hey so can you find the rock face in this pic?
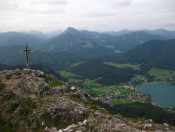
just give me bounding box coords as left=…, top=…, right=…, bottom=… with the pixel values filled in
left=0, top=69, right=174, bottom=132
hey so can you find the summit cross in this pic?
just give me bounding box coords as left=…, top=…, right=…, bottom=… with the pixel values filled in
left=22, top=43, right=32, bottom=68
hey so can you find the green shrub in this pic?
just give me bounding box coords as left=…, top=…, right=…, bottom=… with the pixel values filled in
left=41, top=111, right=53, bottom=127
left=0, top=117, right=13, bottom=132
left=70, top=93, right=98, bottom=110
left=19, top=98, right=36, bottom=116
left=70, top=94, right=81, bottom=103
left=49, top=80, right=65, bottom=87
left=0, top=81, right=4, bottom=92
left=39, top=74, right=55, bottom=83
left=8, top=101, right=19, bottom=113
left=4, top=92, right=15, bottom=101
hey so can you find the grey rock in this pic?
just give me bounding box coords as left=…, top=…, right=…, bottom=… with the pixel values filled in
left=144, top=119, right=153, bottom=123
left=87, top=116, right=96, bottom=127
left=48, top=104, right=68, bottom=121
left=52, top=85, right=69, bottom=93
left=143, top=123, right=153, bottom=130
left=164, top=123, right=169, bottom=127
left=38, top=83, right=50, bottom=94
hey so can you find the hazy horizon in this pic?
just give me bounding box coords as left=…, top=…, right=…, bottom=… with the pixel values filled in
left=1, top=27, right=175, bottom=34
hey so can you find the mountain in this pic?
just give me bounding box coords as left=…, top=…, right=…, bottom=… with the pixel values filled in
left=46, top=29, right=63, bottom=37
left=0, top=32, right=46, bottom=48
left=63, top=28, right=167, bottom=52
left=0, top=45, right=82, bottom=70
left=100, top=39, right=175, bottom=71
left=144, top=29, right=175, bottom=39
left=0, top=28, right=170, bottom=57
left=67, top=59, right=136, bottom=85
left=108, top=28, right=175, bottom=39
left=123, top=39, right=175, bottom=70
left=29, top=30, right=49, bottom=40
left=107, top=29, right=133, bottom=36
left=111, top=31, right=167, bottom=51
left=42, top=27, right=168, bottom=56
left=42, top=27, right=113, bottom=57
left=66, top=39, right=175, bottom=86
left=0, top=69, right=174, bottom=131
left=0, top=28, right=173, bottom=72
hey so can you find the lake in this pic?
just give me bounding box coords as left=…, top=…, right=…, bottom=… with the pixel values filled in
left=137, top=81, right=175, bottom=108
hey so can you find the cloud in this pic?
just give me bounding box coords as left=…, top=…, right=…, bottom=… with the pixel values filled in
left=13, top=0, right=67, bottom=15
left=0, top=0, right=175, bottom=32
left=88, top=13, right=117, bottom=17
left=163, top=21, right=175, bottom=27
left=0, top=0, right=18, bottom=11
left=112, top=0, right=132, bottom=6
left=32, top=0, right=67, bottom=6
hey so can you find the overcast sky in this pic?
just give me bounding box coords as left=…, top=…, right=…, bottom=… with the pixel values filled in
left=0, top=0, right=175, bottom=32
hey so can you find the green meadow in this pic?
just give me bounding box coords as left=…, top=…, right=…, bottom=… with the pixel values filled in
left=104, top=62, right=140, bottom=70
left=83, top=84, right=133, bottom=95
left=148, top=68, right=174, bottom=80
left=59, top=70, right=79, bottom=78
left=112, top=99, right=136, bottom=105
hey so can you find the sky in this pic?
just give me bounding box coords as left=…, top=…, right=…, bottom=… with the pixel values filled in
left=0, top=0, right=175, bottom=32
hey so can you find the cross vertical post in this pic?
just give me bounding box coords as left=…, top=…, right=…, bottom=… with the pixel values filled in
left=23, top=43, right=32, bottom=68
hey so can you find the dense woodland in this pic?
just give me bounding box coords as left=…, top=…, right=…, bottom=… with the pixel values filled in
left=96, top=101, right=175, bottom=126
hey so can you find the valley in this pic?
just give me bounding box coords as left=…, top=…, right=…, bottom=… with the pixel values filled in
left=0, top=28, right=175, bottom=130
left=1, top=28, right=175, bottom=108
left=58, top=59, right=175, bottom=108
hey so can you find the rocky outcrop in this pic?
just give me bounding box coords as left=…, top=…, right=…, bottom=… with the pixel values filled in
left=0, top=69, right=174, bottom=132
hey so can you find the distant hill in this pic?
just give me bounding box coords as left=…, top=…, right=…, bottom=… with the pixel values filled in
left=68, top=59, right=136, bottom=85
left=66, top=39, right=175, bottom=85
left=123, top=39, right=175, bottom=70
left=29, top=30, right=50, bottom=40
left=144, top=29, right=175, bottom=39
left=100, top=39, right=175, bottom=71
left=0, top=28, right=171, bottom=56
left=0, top=32, right=46, bottom=48
left=112, top=31, right=166, bottom=51
left=107, top=29, right=133, bottom=36
left=107, top=28, right=175, bottom=39
left=0, top=45, right=82, bottom=70
left=0, top=28, right=174, bottom=72
left=42, top=27, right=167, bottom=55
left=42, top=27, right=113, bottom=57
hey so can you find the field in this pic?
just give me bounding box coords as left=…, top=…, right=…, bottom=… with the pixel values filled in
left=112, top=99, right=136, bottom=105
left=71, top=61, right=86, bottom=67
left=59, top=70, right=79, bottom=78
left=82, top=80, right=101, bottom=88
left=104, top=62, right=140, bottom=70
left=148, top=68, right=174, bottom=80
left=59, top=70, right=134, bottom=96
left=83, top=85, right=133, bottom=95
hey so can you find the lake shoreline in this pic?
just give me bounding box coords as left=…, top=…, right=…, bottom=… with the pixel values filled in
left=136, top=81, right=175, bottom=108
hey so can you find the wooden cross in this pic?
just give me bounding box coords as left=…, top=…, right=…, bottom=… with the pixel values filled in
left=22, top=43, right=33, bottom=68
